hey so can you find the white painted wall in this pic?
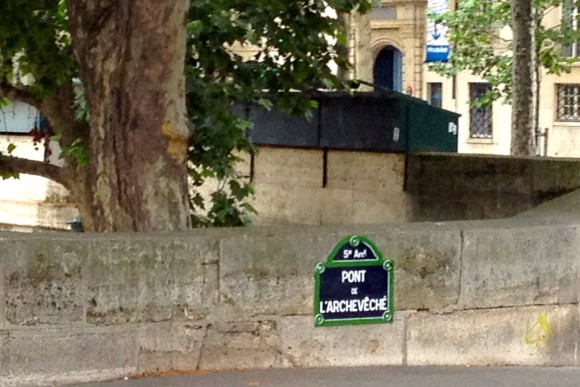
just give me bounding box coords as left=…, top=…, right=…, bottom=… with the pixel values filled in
left=0, top=134, right=75, bottom=230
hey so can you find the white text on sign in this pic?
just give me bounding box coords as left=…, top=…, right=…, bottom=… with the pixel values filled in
left=342, top=269, right=367, bottom=283
left=319, top=296, right=388, bottom=313
left=342, top=249, right=368, bottom=259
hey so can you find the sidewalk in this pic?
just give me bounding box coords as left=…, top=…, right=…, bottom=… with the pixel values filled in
left=67, top=366, right=580, bottom=387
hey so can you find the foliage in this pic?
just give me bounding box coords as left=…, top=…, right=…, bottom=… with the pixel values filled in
left=0, top=0, right=373, bottom=228
left=0, top=146, right=18, bottom=180
left=0, top=0, right=75, bottom=97
left=58, top=138, right=89, bottom=166
left=428, top=0, right=580, bottom=107
left=185, top=0, right=372, bottom=227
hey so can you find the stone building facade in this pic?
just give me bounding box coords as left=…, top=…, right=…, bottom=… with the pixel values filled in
left=352, top=0, right=580, bottom=158
left=348, top=0, right=427, bottom=98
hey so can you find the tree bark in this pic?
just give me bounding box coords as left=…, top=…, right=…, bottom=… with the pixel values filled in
left=67, top=1, right=192, bottom=232
left=510, top=0, right=534, bottom=156
left=0, top=82, right=42, bottom=108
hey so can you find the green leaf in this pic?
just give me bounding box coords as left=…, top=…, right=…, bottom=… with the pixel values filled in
left=60, top=139, right=89, bottom=166
left=0, top=170, right=19, bottom=180
left=256, top=99, right=273, bottom=110
left=428, top=0, right=569, bottom=105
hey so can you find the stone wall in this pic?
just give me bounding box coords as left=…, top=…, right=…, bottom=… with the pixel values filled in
left=0, top=218, right=578, bottom=385
left=3, top=144, right=580, bottom=234
left=3, top=146, right=580, bottom=231
left=406, top=153, right=580, bottom=222
left=250, top=148, right=408, bottom=225
left=249, top=150, right=580, bottom=225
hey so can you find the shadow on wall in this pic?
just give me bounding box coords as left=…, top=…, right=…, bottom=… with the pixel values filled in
left=405, top=153, right=580, bottom=222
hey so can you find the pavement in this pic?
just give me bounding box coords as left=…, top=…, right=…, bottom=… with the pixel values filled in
left=69, top=366, right=580, bottom=387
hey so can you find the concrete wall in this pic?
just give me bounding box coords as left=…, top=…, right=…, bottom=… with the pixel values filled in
left=0, top=217, right=579, bottom=385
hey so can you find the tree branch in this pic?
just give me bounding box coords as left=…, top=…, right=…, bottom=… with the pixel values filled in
left=0, top=81, right=42, bottom=109
left=0, top=154, right=69, bottom=188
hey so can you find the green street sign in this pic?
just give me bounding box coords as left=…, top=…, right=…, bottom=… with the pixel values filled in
left=314, top=235, right=394, bottom=327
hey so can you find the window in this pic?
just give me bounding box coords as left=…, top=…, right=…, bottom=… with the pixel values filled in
left=557, top=84, right=580, bottom=121
left=469, top=83, right=492, bottom=139
left=562, top=0, right=580, bottom=57
left=428, top=82, right=442, bottom=108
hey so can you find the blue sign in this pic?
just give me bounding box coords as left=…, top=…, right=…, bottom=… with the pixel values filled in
left=314, top=235, right=394, bottom=327
left=426, top=0, right=450, bottom=62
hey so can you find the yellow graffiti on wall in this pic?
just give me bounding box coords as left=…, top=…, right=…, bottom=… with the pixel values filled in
left=524, top=312, right=552, bottom=348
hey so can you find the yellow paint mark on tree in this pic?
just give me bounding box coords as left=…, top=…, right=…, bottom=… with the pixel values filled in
left=524, top=312, right=552, bottom=348
left=162, top=121, right=187, bottom=162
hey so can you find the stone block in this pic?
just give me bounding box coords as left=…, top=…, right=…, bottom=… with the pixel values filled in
left=492, top=158, right=534, bottom=195
left=460, top=223, right=580, bottom=309
left=219, top=232, right=346, bottom=316
left=407, top=305, right=579, bottom=366
left=405, top=154, right=465, bottom=195
left=406, top=154, right=534, bottom=196
left=319, top=189, right=354, bottom=225
left=531, top=158, right=580, bottom=194
left=137, top=322, right=206, bottom=372
left=1, top=239, right=85, bottom=326
left=253, top=148, right=323, bottom=188
left=220, top=225, right=461, bottom=315
left=85, top=237, right=218, bottom=325
left=364, top=226, right=462, bottom=310
left=252, top=183, right=322, bottom=225
left=0, top=254, right=4, bottom=330
left=199, top=320, right=290, bottom=370
left=278, top=315, right=405, bottom=367
left=0, top=327, right=136, bottom=384
left=409, top=191, right=534, bottom=222
left=351, top=189, right=409, bottom=224
left=326, top=151, right=405, bottom=193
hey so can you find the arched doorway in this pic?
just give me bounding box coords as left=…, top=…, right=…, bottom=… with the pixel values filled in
left=373, top=45, right=402, bottom=92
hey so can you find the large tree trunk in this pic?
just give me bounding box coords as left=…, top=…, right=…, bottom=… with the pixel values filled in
left=510, top=0, right=534, bottom=156
left=67, top=1, right=191, bottom=232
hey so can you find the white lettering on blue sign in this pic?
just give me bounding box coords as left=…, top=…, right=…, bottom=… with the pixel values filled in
left=341, top=269, right=366, bottom=283
left=354, top=249, right=367, bottom=258
left=343, top=249, right=353, bottom=259
left=319, top=296, right=388, bottom=314
left=426, top=0, right=450, bottom=62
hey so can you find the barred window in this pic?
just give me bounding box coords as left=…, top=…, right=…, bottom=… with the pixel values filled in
left=469, top=83, right=492, bottom=139
left=557, top=84, right=580, bottom=121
